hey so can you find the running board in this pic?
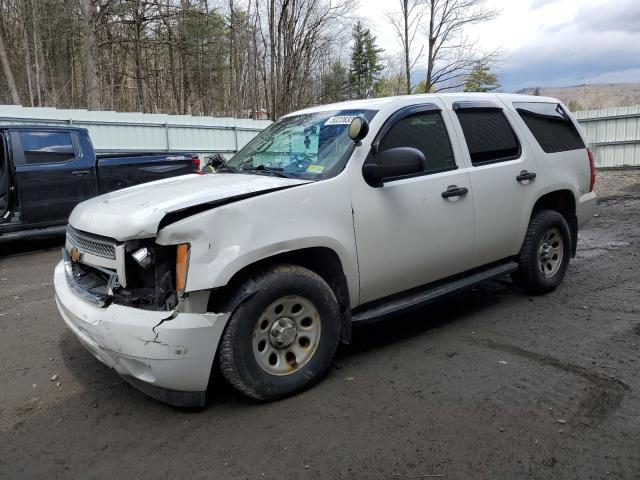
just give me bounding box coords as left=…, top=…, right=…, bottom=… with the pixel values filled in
left=0, top=225, right=67, bottom=241
left=352, top=261, right=519, bottom=324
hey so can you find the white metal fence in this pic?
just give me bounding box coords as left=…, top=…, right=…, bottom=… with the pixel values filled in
left=575, top=106, right=640, bottom=168
left=2, top=104, right=638, bottom=168
left=0, top=105, right=271, bottom=157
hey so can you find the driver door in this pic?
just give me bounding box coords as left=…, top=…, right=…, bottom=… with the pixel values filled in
left=350, top=105, right=476, bottom=305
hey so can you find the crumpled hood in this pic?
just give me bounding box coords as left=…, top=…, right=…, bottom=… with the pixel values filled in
left=69, top=173, right=309, bottom=240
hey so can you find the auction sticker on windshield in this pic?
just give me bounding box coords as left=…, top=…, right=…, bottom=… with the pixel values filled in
left=324, top=115, right=357, bottom=126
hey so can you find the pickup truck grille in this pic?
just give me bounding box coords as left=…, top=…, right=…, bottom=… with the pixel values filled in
left=63, top=249, right=116, bottom=307
left=67, top=226, right=116, bottom=260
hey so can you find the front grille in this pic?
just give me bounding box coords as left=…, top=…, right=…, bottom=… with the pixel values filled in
left=67, top=226, right=116, bottom=259
left=63, top=249, right=116, bottom=307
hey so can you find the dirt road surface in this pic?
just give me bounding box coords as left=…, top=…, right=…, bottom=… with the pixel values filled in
left=1, top=169, right=639, bottom=479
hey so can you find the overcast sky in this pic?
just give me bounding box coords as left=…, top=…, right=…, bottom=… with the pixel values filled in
left=356, top=0, right=640, bottom=91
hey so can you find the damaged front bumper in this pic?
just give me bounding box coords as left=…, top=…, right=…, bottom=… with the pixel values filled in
left=54, top=261, right=228, bottom=407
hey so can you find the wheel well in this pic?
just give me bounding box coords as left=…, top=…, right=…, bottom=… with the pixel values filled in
left=207, top=247, right=352, bottom=342
left=532, top=190, right=578, bottom=255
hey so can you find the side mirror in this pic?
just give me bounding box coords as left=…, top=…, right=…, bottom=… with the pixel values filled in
left=348, top=116, right=369, bottom=143
left=362, top=147, right=425, bottom=187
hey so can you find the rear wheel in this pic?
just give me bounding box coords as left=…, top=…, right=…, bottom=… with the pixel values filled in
left=513, top=209, right=572, bottom=294
left=219, top=265, right=340, bottom=401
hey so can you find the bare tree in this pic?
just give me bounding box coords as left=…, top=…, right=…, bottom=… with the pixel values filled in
left=79, top=0, right=100, bottom=109
left=387, top=0, right=425, bottom=94
left=424, top=0, right=498, bottom=92
left=0, top=0, right=357, bottom=117
left=256, top=0, right=352, bottom=119
left=0, top=25, right=20, bottom=104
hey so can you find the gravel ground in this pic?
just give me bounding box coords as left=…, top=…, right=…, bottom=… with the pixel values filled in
left=1, top=169, right=639, bottom=479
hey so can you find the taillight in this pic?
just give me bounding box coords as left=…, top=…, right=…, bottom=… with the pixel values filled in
left=587, top=148, right=596, bottom=192
left=192, top=155, right=201, bottom=174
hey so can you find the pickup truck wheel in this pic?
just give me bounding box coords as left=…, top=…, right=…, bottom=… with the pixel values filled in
left=513, top=209, right=571, bottom=294
left=219, top=265, right=341, bottom=401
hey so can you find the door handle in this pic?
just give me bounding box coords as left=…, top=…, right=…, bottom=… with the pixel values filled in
left=516, top=170, right=537, bottom=183
left=71, top=170, right=90, bottom=177
left=441, top=185, right=469, bottom=199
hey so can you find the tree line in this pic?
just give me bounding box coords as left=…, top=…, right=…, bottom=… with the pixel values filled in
left=0, top=0, right=500, bottom=120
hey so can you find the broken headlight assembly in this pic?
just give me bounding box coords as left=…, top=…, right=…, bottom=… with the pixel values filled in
left=131, top=247, right=154, bottom=268
left=113, top=241, right=190, bottom=311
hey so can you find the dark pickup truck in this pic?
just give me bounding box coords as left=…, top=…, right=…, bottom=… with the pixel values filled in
left=0, top=126, right=200, bottom=240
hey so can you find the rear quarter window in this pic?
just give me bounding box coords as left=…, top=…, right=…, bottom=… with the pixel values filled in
left=514, top=102, right=585, bottom=154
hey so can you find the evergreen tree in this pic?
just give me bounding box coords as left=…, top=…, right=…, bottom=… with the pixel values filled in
left=463, top=63, right=500, bottom=92
left=321, top=61, right=350, bottom=103
left=349, top=22, right=383, bottom=98
left=413, top=80, right=435, bottom=94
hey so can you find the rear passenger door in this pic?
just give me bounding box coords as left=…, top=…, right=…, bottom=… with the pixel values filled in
left=351, top=104, right=476, bottom=304
left=12, top=130, right=97, bottom=225
left=445, top=100, right=540, bottom=267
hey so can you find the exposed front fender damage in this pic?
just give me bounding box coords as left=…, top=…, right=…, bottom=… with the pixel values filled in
left=156, top=175, right=360, bottom=308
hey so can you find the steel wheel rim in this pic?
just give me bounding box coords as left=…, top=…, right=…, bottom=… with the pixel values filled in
left=252, top=295, right=322, bottom=376
left=538, top=227, right=563, bottom=278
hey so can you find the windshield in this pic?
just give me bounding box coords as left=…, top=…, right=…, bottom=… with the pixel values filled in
left=223, top=109, right=377, bottom=180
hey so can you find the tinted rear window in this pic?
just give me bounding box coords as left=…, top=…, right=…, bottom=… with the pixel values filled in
left=19, top=131, right=76, bottom=164
left=455, top=109, right=520, bottom=165
left=514, top=102, right=585, bottom=154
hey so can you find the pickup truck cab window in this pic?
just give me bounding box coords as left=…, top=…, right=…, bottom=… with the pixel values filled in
left=18, top=131, right=77, bottom=165
left=223, top=109, right=377, bottom=180
left=455, top=108, right=521, bottom=165
left=378, top=109, right=457, bottom=177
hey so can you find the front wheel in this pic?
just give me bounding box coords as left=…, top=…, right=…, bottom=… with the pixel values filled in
left=513, top=209, right=572, bottom=294
left=218, top=265, right=341, bottom=401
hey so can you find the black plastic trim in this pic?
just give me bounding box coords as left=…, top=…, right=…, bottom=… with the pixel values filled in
left=452, top=100, right=502, bottom=110
left=352, top=260, right=519, bottom=323
left=469, top=153, right=522, bottom=167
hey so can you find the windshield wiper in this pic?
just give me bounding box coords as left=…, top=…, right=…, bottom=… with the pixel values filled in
left=216, top=165, right=238, bottom=173
left=241, top=164, right=292, bottom=178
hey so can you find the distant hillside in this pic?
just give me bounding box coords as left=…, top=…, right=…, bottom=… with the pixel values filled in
left=516, top=83, right=640, bottom=111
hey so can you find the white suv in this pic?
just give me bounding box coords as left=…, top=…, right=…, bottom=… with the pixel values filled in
left=54, top=93, right=597, bottom=406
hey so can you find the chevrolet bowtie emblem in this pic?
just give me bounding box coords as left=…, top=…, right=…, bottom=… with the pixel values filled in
left=69, top=246, right=83, bottom=262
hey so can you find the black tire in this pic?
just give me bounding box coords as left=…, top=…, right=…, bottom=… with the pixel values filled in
left=512, top=209, right=572, bottom=294
left=219, top=264, right=341, bottom=401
